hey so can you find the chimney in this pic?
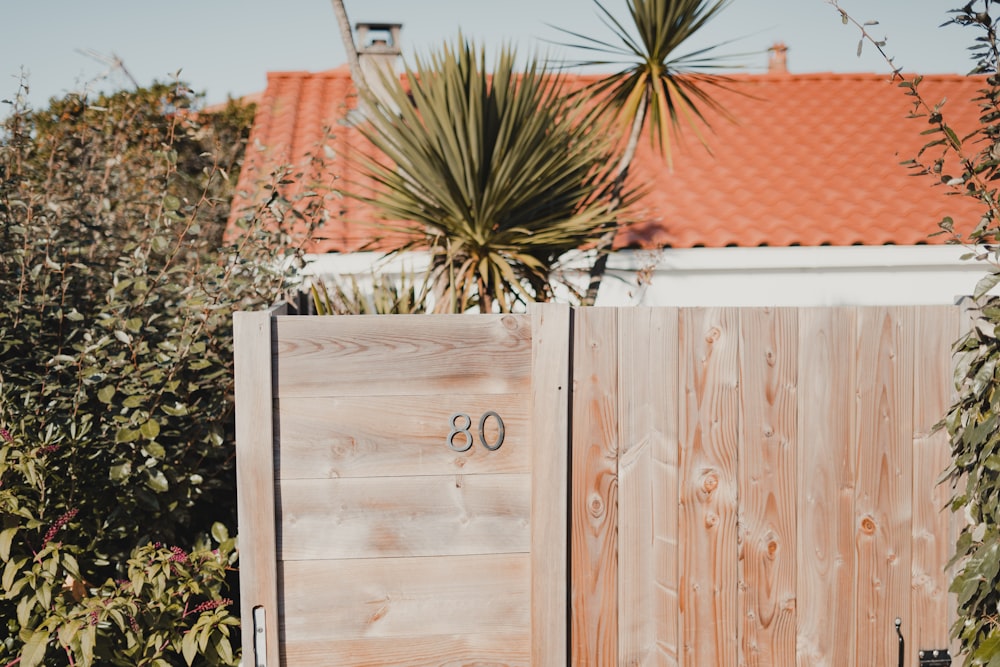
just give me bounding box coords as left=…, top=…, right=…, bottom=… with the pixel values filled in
left=768, top=42, right=789, bottom=74
left=355, top=22, right=402, bottom=112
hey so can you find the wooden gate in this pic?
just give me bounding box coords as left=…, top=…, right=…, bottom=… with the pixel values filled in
left=235, top=305, right=570, bottom=665
left=235, top=304, right=961, bottom=666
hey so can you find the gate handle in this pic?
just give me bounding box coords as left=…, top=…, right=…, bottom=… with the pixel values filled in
left=896, top=618, right=904, bottom=667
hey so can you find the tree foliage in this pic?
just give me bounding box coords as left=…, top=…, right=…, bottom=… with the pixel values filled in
left=353, top=37, right=628, bottom=313
left=556, top=0, right=738, bottom=304
left=0, top=79, right=299, bottom=665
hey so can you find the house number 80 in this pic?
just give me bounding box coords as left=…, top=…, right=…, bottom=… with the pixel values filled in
left=447, top=411, right=505, bottom=452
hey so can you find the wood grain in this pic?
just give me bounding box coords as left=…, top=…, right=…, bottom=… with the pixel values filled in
left=234, top=307, right=283, bottom=667
left=275, top=314, right=532, bottom=397
left=279, top=554, right=530, bottom=642
left=617, top=307, right=680, bottom=667
left=278, top=474, right=530, bottom=560
left=283, top=633, right=530, bottom=667
left=853, top=307, right=914, bottom=667
left=678, top=308, right=740, bottom=667
left=571, top=307, right=620, bottom=666
left=275, top=394, right=530, bottom=479
left=910, top=305, right=959, bottom=652
left=738, top=307, right=798, bottom=667
left=530, top=303, right=571, bottom=666
left=795, top=308, right=856, bottom=667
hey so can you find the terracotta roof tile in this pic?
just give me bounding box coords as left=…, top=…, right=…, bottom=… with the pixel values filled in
left=229, top=68, right=987, bottom=253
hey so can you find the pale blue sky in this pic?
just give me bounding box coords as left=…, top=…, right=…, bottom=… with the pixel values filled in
left=0, top=0, right=978, bottom=110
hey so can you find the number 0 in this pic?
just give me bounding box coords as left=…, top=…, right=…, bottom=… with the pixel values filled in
left=478, top=411, right=505, bottom=451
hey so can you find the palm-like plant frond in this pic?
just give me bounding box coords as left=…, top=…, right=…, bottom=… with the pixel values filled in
left=557, top=0, right=739, bottom=164
left=351, top=37, right=628, bottom=313
left=551, top=0, right=739, bottom=305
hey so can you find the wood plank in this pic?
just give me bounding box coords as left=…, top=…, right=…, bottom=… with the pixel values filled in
left=274, top=314, right=532, bottom=397
left=283, top=633, right=530, bottom=667
left=677, top=308, right=740, bottom=667
left=617, top=307, right=680, bottom=666
left=795, top=307, right=856, bottom=667
left=276, top=394, right=530, bottom=479
left=278, top=475, right=530, bottom=560
left=530, top=303, right=571, bottom=666
left=279, top=554, right=530, bottom=642
left=570, top=307, right=619, bottom=666
left=234, top=307, right=283, bottom=667
left=853, top=307, right=914, bottom=667
left=738, top=307, right=797, bottom=667
left=910, top=305, right=959, bottom=652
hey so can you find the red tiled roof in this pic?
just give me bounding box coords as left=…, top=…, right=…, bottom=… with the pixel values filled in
left=229, top=67, right=986, bottom=252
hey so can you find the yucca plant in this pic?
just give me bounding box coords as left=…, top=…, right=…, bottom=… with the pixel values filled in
left=352, top=37, right=628, bottom=313
left=309, top=269, right=430, bottom=315
left=557, top=0, right=738, bottom=303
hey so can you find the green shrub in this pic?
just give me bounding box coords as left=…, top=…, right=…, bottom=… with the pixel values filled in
left=0, top=78, right=308, bottom=665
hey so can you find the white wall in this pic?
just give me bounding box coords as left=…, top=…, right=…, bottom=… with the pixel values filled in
left=596, top=246, right=988, bottom=307
left=301, top=245, right=992, bottom=309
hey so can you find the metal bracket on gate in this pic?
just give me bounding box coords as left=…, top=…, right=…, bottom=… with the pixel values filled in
left=898, top=616, right=953, bottom=667
left=252, top=606, right=268, bottom=667
left=918, top=649, right=952, bottom=666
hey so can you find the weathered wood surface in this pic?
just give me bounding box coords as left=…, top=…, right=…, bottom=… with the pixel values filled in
left=530, top=304, right=571, bottom=666
left=237, top=304, right=962, bottom=667
left=278, top=474, right=530, bottom=559
left=617, top=307, right=680, bottom=667
left=234, top=307, right=282, bottom=667
left=738, top=308, right=797, bottom=667
left=280, top=553, right=530, bottom=642
left=276, top=393, right=530, bottom=478
left=283, top=634, right=530, bottom=667
left=795, top=308, right=856, bottom=667
left=274, top=314, right=532, bottom=397
left=853, top=308, right=914, bottom=667
left=267, top=312, right=539, bottom=666
left=678, top=308, right=740, bottom=666
left=571, top=307, right=620, bottom=666
left=911, top=306, right=958, bottom=653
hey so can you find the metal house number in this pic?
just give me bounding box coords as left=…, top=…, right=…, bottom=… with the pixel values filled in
left=447, top=411, right=505, bottom=452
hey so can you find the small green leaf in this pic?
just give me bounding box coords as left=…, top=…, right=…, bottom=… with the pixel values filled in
left=109, top=462, right=132, bottom=481
left=98, top=385, right=116, bottom=404
left=182, top=629, right=199, bottom=666
left=146, top=469, right=169, bottom=493
left=21, top=630, right=50, bottom=667
left=145, top=441, right=166, bottom=459
left=211, top=522, right=229, bottom=543
left=0, top=527, right=17, bottom=561
left=140, top=419, right=160, bottom=440
left=975, top=272, right=1000, bottom=299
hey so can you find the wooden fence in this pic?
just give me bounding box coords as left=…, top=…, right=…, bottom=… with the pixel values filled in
left=235, top=304, right=961, bottom=666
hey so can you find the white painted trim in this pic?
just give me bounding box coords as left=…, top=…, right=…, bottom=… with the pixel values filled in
left=299, top=245, right=994, bottom=308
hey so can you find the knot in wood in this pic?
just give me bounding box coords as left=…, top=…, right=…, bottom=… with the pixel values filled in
left=767, top=539, right=779, bottom=558
left=588, top=493, right=605, bottom=518
left=705, top=511, right=719, bottom=528
left=705, top=327, right=721, bottom=343
left=701, top=472, right=719, bottom=493
left=860, top=516, right=876, bottom=534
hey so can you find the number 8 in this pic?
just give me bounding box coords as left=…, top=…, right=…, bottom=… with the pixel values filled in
left=446, top=413, right=474, bottom=452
